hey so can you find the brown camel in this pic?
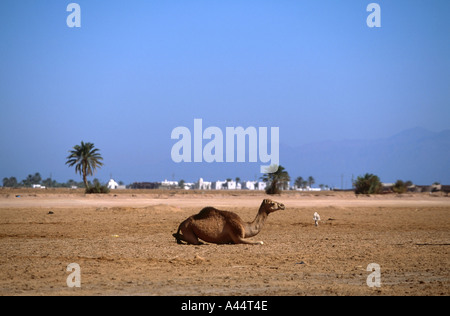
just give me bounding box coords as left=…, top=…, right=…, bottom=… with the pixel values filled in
left=172, top=199, right=285, bottom=245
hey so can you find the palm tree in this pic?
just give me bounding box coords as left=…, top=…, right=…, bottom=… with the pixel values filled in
left=308, top=176, right=315, bottom=188
left=66, top=141, right=104, bottom=189
left=295, top=176, right=304, bottom=189
left=261, top=165, right=290, bottom=195
left=235, top=177, right=241, bottom=190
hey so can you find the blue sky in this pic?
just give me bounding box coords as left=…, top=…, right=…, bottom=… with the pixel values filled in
left=0, top=0, right=449, bottom=184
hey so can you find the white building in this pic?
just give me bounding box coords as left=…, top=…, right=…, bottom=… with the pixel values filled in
left=161, top=179, right=179, bottom=188
left=197, top=178, right=212, bottom=190
left=294, top=186, right=321, bottom=191
left=178, top=178, right=267, bottom=191
left=212, top=180, right=226, bottom=190
left=243, top=181, right=256, bottom=190
left=182, top=182, right=195, bottom=190
left=107, top=179, right=119, bottom=190
left=226, top=180, right=241, bottom=190
left=242, top=181, right=266, bottom=191
left=256, top=181, right=266, bottom=191
left=211, top=180, right=242, bottom=190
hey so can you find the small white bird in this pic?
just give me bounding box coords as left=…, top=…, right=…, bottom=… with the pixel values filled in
left=313, top=212, right=321, bottom=226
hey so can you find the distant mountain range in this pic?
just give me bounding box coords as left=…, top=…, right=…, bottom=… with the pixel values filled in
left=159, top=127, right=450, bottom=188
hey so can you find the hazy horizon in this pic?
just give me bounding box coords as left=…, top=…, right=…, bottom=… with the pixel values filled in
left=2, top=126, right=449, bottom=188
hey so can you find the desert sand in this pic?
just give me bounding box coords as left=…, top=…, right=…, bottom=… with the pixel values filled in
left=0, top=189, right=448, bottom=296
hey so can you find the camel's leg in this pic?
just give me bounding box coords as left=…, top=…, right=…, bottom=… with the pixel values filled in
left=231, top=235, right=264, bottom=245
left=174, top=219, right=202, bottom=245
left=179, top=225, right=203, bottom=245
left=172, top=232, right=186, bottom=244
left=173, top=230, right=202, bottom=245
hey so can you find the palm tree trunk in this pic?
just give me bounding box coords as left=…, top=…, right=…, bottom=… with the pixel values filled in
left=83, top=164, right=89, bottom=188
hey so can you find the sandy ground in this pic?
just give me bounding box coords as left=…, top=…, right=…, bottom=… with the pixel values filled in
left=0, top=189, right=449, bottom=296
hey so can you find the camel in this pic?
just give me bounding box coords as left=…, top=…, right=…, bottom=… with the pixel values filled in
left=172, top=199, right=285, bottom=245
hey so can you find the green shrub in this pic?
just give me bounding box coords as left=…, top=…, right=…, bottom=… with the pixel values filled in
left=354, top=173, right=382, bottom=195
left=393, top=180, right=412, bottom=194
left=85, top=183, right=110, bottom=194
left=261, top=165, right=290, bottom=195
left=393, top=180, right=406, bottom=193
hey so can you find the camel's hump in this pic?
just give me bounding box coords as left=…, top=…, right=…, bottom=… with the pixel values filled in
left=194, top=207, right=242, bottom=221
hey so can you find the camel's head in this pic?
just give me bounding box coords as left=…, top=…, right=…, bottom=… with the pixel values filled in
left=261, top=199, right=285, bottom=213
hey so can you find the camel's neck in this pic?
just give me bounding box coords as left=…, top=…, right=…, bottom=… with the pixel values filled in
left=244, top=208, right=268, bottom=238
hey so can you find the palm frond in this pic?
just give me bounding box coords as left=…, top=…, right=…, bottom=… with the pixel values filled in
left=66, top=141, right=104, bottom=186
